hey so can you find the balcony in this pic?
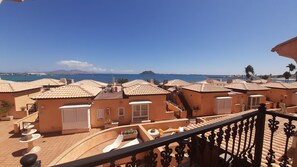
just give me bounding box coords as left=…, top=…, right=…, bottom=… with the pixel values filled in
left=21, top=104, right=297, bottom=167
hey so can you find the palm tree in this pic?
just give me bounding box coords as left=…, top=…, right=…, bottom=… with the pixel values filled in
left=245, top=65, right=254, bottom=81
left=286, top=63, right=296, bottom=81
left=287, top=63, right=296, bottom=72
left=283, top=71, right=291, bottom=82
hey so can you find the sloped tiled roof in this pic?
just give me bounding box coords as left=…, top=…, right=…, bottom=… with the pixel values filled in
left=227, top=79, right=247, bottom=84
left=122, top=80, right=149, bottom=87
left=0, top=82, right=41, bottom=93
left=198, top=79, right=227, bottom=87
left=0, top=79, right=15, bottom=83
left=73, top=80, right=108, bottom=88
left=262, top=82, right=297, bottom=89
left=224, top=83, right=270, bottom=91
left=32, top=85, right=102, bottom=99
left=124, top=84, right=169, bottom=96
left=164, top=79, right=190, bottom=87
left=182, top=83, right=230, bottom=93
left=30, top=78, right=65, bottom=87
left=251, top=79, right=268, bottom=84
left=95, top=91, right=123, bottom=100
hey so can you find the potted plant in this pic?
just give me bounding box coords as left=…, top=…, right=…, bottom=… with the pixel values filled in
left=121, top=128, right=138, bottom=140
left=0, top=100, right=13, bottom=121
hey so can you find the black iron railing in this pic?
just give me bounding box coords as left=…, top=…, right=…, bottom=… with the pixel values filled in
left=264, top=110, right=297, bottom=167
left=20, top=104, right=297, bottom=167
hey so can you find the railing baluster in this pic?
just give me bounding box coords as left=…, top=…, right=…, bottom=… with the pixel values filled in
left=216, top=127, right=224, bottom=166
left=233, top=120, right=244, bottom=166
left=175, top=139, right=186, bottom=165
left=144, top=149, right=157, bottom=167
left=199, top=133, right=207, bottom=153
left=239, top=118, right=250, bottom=161
left=246, top=116, right=256, bottom=163
left=280, top=119, right=296, bottom=167
left=110, top=161, right=116, bottom=167
left=160, top=144, right=172, bottom=167
left=266, top=115, right=279, bottom=166
left=208, top=130, right=216, bottom=166
left=126, top=154, right=141, bottom=167
left=223, top=124, right=231, bottom=167
left=228, top=122, right=238, bottom=165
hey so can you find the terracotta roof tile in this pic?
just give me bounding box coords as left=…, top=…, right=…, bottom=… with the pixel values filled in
left=124, top=84, right=169, bottom=95
left=262, top=82, right=297, bottom=89
left=164, top=79, right=190, bottom=87
left=32, top=85, right=102, bottom=99
left=30, top=78, right=65, bottom=87
left=227, top=79, right=247, bottom=84
left=0, top=82, right=41, bottom=93
left=197, top=79, right=227, bottom=85
left=95, top=91, right=123, bottom=100
left=122, top=80, right=150, bottom=87
left=251, top=79, right=268, bottom=84
left=182, top=83, right=230, bottom=93
left=73, top=80, right=108, bottom=88
left=225, top=83, right=270, bottom=91
left=0, top=79, right=15, bottom=83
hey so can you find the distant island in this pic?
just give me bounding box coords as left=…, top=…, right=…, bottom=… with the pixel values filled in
left=140, top=71, right=155, bottom=74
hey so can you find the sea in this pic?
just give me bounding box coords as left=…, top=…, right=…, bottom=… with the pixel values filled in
left=0, top=74, right=234, bottom=83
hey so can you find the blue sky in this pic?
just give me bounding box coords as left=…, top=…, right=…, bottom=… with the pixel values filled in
left=0, top=0, right=297, bottom=75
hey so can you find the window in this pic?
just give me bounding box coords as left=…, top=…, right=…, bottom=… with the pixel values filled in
left=248, top=95, right=262, bottom=109
left=118, top=107, right=125, bottom=117
left=215, top=97, right=232, bottom=114
left=132, top=104, right=149, bottom=122
left=97, top=109, right=104, bottom=119
left=106, top=108, right=110, bottom=115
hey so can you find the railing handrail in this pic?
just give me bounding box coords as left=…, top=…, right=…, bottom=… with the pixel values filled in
left=54, top=110, right=259, bottom=167
left=265, top=110, right=297, bottom=120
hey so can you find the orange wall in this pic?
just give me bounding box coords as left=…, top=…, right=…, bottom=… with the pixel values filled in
left=0, top=93, right=15, bottom=117
left=181, top=89, right=230, bottom=117
left=91, top=95, right=174, bottom=128
left=0, top=88, right=40, bottom=119
left=37, top=98, right=92, bottom=133
left=228, top=93, right=247, bottom=113
left=266, top=88, right=297, bottom=107
left=91, top=98, right=130, bottom=128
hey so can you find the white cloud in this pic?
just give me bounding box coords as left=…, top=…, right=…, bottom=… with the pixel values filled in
left=57, top=60, right=106, bottom=72
left=57, top=60, right=93, bottom=68
left=57, top=60, right=136, bottom=73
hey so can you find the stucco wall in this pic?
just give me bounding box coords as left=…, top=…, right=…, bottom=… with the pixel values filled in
left=0, top=88, right=40, bottom=119
left=0, top=93, right=15, bottom=117
left=266, top=88, right=297, bottom=107
left=37, top=98, right=92, bottom=133
left=91, top=98, right=130, bottom=128
left=181, top=89, right=230, bottom=117
left=229, top=93, right=247, bottom=113
left=91, top=95, right=174, bottom=128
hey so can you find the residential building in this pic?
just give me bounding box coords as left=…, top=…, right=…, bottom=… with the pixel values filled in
left=91, top=83, right=174, bottom=128
left=0, top=82, right=41, bottom=118
left=32, top=85, right=102, bottom=133
left=181, top=83, right=232, bottom=117
left=225, top=82, right=270, bottom=110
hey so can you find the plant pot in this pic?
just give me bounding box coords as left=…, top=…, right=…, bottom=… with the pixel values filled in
left=121, top=129, right=138, bottom=140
